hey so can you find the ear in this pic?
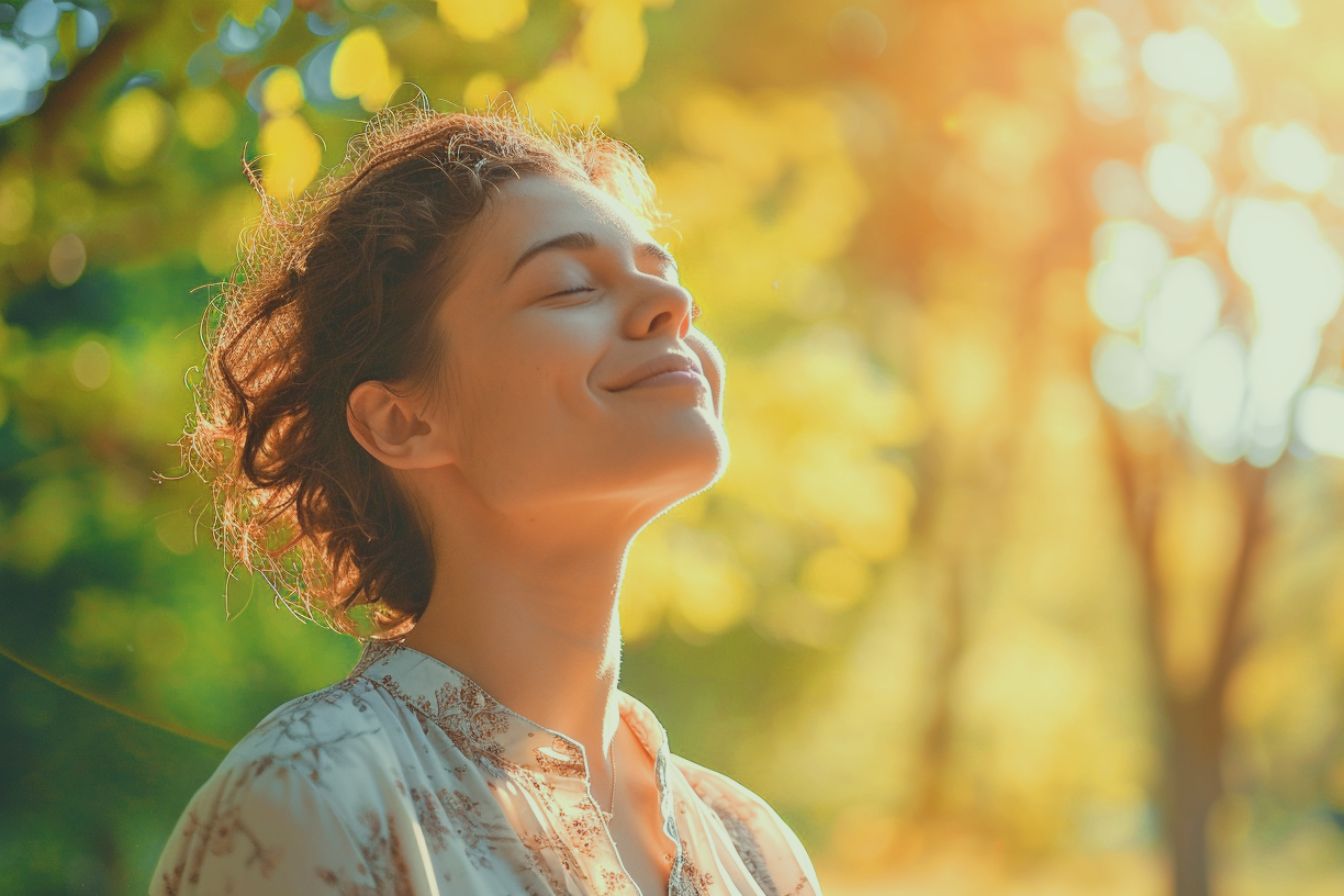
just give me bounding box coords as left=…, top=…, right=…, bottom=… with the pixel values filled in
left=346, top=379, right=453, bottom=470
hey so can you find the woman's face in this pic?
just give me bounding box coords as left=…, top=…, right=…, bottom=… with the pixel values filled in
left=426, top=173, right=728, bottom=526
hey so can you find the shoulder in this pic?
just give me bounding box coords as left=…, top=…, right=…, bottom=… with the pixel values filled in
left=150, top=679, right=412, bottom=895
left=220, top=676, right=395, bottom=779
left=673, top=753, right=804, bottom=842
left=151, top=743, right=381, bottom=895
left=671, top=754, right=824, bottom=895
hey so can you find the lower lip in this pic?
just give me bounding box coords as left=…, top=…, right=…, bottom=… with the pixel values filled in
left=622, top=370, right=707, bottom=390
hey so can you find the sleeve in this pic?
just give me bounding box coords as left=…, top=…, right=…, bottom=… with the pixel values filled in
left=149, top=758, right=379, bottom=896
left=678, top=757, right=825, bottom=895
left=749, top=792, right=824, bottom=896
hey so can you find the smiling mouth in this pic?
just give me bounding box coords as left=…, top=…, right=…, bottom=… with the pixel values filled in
left=619, top=369, right=709, bottom=391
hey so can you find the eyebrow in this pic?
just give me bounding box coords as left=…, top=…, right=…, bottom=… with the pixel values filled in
left=502, top=231, right=679, bottom=284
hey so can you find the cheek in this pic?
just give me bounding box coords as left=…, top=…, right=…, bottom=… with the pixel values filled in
left=502, top=321, right=608, bottom=399
left=687, top=331, right=725, bottom=409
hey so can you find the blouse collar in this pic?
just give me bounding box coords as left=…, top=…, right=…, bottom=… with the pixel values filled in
left=346, top=638, right=673, bottom=785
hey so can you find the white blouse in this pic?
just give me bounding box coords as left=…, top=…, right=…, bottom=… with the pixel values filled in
left=149, top=638, right=823, bottom=894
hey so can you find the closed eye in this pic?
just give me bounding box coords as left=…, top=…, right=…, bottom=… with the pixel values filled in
left=549, top=285, right=595, bottom=297
left=544, top=286, right=703, bottom=321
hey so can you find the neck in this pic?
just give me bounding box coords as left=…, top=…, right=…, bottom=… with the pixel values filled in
left=399, top=494, right=642, bottom=802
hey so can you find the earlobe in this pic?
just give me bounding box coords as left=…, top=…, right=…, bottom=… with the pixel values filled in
left=346, top=380, right=451, bottom=470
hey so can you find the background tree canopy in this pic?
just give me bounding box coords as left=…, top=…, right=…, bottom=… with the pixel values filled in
left=2, top=0, right=1343, bottom=894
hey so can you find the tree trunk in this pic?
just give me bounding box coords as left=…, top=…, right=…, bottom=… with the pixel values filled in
left=1095, top=407, right=1270, bottom=896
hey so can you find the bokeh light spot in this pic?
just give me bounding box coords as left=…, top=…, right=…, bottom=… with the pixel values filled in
left=1182, top=329, right=1247, bottom=462
left=176, top=87, right=235, bottom=148
left=1093, top=334, right=1157, bottom=411
left=71, top=339, right=111, bottom=390
left=1254, top=0, right=1302, bottom=28
left=261, top=65, right=305, bottom=116
left=330, top=26, right=400, bottom=112
left=1140, top=27, right=1239, bottom=106
left=436, top=0, right=528, bottom=42
left=576, top=0, right=647, bottom=90
left=1145, top=142, right=1215, bottom=221
left=1087, top=219, right=1171, bottom=330
left=518, top=60, right=616, bottom=125
left=800, top=544, right=873, bottom=612
left=1142, top=257, right=1222, bottom=374
left=258, top=114, right=322, bottom=198
left=1249, top=121, right=1331, bottom=193
left=1227, top=197, right=1343, bottom=329
left=1296, top=384, right=1344, bottom=457
left=48, top=232, right=87, bottom=286
left=828, top=7, right=887, bottom=61
left=462, top=71, right=507, bottom=110
left=102, top=86, right=173, bottom=180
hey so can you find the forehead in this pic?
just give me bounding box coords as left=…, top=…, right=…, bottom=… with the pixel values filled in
left=474, top=174, right=651, bottom=259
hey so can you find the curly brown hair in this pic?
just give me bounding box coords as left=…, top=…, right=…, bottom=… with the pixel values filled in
left=173, top=95, right=673, bottom=641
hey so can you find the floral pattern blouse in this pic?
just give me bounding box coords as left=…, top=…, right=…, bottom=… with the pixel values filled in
left=149, top=639, right=823, bottom=895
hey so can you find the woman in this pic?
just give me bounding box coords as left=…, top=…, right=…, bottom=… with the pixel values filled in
left=150, top=98, right=823, bottom=895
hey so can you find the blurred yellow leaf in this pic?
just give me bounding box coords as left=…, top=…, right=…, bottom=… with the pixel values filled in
left=800, top=544, right=873, bottom=611
left=576, top=0, right=647, bottom=90
left=518, top=60, right=617, bottom=125
left=262, top=66, right=305, bottom=117
left=176, top=87, right=235, bottom=149
left=259, top=114, right=322, bottom=198
left=437, top=0, right=528, bottom=42
left=463, top=71, right=508, bottom=111
left=102, top=87, right=173, bottom=181
left=678, top=87, right=784, bottom=191
left=331, top=26, right=401, bottom=112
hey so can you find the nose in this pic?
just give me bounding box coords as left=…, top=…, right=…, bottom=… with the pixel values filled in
left=630, top=274, right=697, bottom=338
